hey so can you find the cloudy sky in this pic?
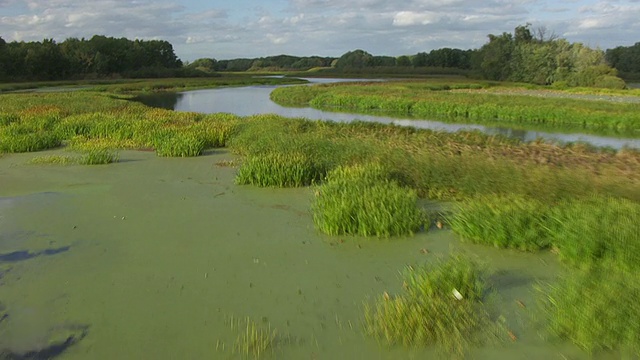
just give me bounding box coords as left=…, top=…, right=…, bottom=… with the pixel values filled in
left=1, top=0, right=639, bottom=61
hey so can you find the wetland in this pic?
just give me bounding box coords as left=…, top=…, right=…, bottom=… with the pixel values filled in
left=1, top=76, right=639, bottom=359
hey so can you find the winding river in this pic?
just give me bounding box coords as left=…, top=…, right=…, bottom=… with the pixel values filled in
left=137, top=78, right=640, bottom=150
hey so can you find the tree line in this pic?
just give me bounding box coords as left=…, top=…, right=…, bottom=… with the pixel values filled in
left=1, top=26, right=638, bottom=87
left=0, top=35, right=184, bottom=81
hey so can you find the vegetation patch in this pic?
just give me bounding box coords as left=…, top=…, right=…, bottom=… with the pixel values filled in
left=547, top=195, right=640, bottom=269
left=364, top=255, right=495, bottom=356
left=235, top=152, right=322, bottom=187
left=312, top=163, right=424, bottom=237
left=539, top=264, right=640, bottom=356
left=79, top=148, right=119, bottom=165
left=153, top=131, right=206, bottom=157
left=448, top=195, right=550, bottom=251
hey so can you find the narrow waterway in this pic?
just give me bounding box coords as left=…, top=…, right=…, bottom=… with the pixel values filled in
left=136, top=78, right=640, bottom=150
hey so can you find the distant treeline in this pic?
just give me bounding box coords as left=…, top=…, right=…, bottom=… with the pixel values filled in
left=0, top=35, right=188, bottom=81
left=606, top=42, right=640, bottom=81
left=1, top=26, right=637, bottom=87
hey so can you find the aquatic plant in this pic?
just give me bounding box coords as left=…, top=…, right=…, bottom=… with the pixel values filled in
left=0, top=127, right=62, bottom=153
left=547, top=195, right=640, bottom=269
left=364, top=255, right=493, bottom=356
left=235, top=152, right=322, bottom=187
left=153, top=131, right=206, bottom=157
left=539, top=263, right=640, bottom=356
left=312, top=163, right=424, bottom=237
left=79, top=148, right=119, bottom=165
left=448, top=194, right=551, bottom=251
left=229, top=316, right=278, bottom=360
left=28, top=155, right=75, bottom=165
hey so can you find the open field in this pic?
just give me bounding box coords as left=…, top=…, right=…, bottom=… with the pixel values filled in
left=1, top=78, right=639, bottom=358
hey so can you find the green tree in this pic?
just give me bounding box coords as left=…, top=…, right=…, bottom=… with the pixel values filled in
left=335, top=49, right=373, bottom=69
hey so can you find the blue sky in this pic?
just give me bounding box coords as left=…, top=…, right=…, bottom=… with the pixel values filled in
left=1, top=0, right=639, bottom=61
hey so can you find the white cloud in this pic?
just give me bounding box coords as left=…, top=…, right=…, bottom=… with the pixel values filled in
left=1, top=0, right=639, bottom=60
left=393, top=11, right=438, bottom=26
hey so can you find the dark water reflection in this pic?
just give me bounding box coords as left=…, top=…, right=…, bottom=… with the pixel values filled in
left=136, top=79, right=640, bottom=150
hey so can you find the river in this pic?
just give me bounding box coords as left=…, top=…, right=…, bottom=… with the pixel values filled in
left=136, top=78, right=640, bottom=150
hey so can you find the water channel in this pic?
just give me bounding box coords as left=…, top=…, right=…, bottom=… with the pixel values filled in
left=136, top=78, right=640, bottom=150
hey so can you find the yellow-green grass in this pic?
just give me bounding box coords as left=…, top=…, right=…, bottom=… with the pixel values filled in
left=539, top=263, right=640, bottom=356
left=364, top=255, right=495, bottom=356
left=271, top=81, right=640, bottom=136
left=312, top=164, right=424, bottom=237
left=235, top=152, right=323, bottom=187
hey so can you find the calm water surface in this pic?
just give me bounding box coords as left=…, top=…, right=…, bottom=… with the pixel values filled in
left=0, top=149, right=605, bottom=359
left=137, top=78, right=640, bottom=150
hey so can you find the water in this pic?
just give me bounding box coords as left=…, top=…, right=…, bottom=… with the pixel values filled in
left=0, top=149, right=604, bottom=359
left=136, top=78, right=640, bottom=150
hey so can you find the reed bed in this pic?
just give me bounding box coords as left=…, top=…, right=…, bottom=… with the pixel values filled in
left=547, top=195, right=640, bottom=270
left=312, top=164, right=424, bottom=237
left=448, top=195, right=551, bottom=251
left=538, top=263, right=640, bottom=356
left=235, top=152, right=322, bottom=187
left=271, top=82, right=640, bottom=136
left=364, top=255, right=494, bottom=356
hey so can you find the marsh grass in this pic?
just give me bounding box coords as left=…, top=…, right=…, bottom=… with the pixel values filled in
left=79, top=148, right=119, bottom=165
left=226, top=316, right=278, bottom=360
left=547, top=195, right=640, bottom=269
left=235, top=152, right=322, bottom=187
left=312, top=163, right=424, bottom=237
left=27, top=155, right=75, bottom=165
left=153, top=131, right=206, bottom=157
left=364, top=255, right=495, bottom=357
left=0, top=128, right=62, bottom=153
left=448, top=195, right=551, bottom=251
left=538, top=263, right=640, bottom=356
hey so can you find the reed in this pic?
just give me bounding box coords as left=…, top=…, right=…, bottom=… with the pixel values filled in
left=312, top=163, right=424, bottom=237
left=235, top=152, right=322, bottom=187
left=547, top=195, right=640, bottom=269
left=153, top=131, right=206, bottom=157
left=539, top=263, right=640, bottom=356
left=79, top=148, right=119, bottom=165
left=364, top=255, right=492, bottom=356
left=448, top=195, right=551, bottom=251
left=229, top=316, right=278, bottom=359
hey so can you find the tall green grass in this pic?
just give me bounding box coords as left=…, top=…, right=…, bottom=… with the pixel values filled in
left=448, top=195, right=550, bottom=251
left=539, top=263, right=640, bottom=356
left=272, top=82, right=640, bottom=136
left=235, top=152, right=322, bottom=187
left=312, top=164, right=424, bottom=237
left=364, top=255, right=494, bottom=356
left=547, top=195, right=640, bottom=269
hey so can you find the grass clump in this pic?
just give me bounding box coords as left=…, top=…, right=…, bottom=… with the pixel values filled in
left=154, top=131, right=205, bottom=157
left=539, top=264, right=640, bottom=356
left=28, top=155, right=75, bottom=165
left=547, top=195, right=640, bottom=269
left=229, top=316, right=278, bottom=360
left=235, top=152, right=322, bottom=187
left=448, top=194, right=550, bottom=251
left=364, top=255, right=493, bottom=357
left=79, top=148, right=119, bottom=165
left=312, top=163, right=424, bottom=237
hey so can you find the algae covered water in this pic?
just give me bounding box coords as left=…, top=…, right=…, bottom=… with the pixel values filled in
left=0, top=150, right=612, bottom=359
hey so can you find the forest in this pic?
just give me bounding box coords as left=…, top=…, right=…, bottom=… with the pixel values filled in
left=1, top=25, right=639, bottom=87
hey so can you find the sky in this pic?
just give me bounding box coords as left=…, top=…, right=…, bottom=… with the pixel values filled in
left=1, top=0, right=639, bottom=62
